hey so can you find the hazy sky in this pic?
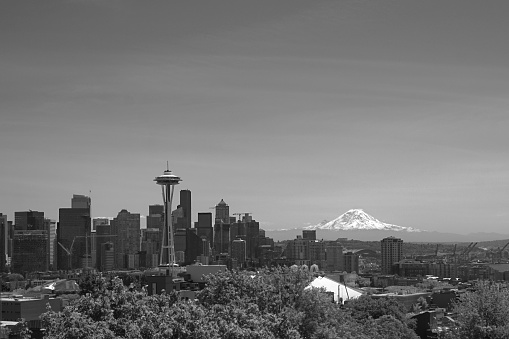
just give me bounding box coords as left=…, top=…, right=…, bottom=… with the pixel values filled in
left=1, top=1, right=509, bottom=234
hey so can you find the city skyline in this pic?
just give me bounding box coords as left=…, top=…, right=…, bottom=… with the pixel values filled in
left=1, top=1, right=509, bottom=234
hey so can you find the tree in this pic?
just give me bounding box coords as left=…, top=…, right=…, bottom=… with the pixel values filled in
left=443, top=281, right=509, bottom=339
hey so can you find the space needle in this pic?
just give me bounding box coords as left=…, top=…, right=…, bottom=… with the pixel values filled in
left=154, top=164, right=181, bottom=270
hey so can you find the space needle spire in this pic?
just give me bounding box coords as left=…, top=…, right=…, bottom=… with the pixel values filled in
left=154, top=165, right=181, bottom=269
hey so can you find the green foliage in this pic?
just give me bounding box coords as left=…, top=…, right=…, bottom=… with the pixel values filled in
left=444, top=281, right=509, bottom=339
left=42, top=269, right=419, bottom=339
left=12, top=319, right=32, bottom=339
left=345, top=295, right=409, bottom=324
left=415, top=280, right=453, bottom=291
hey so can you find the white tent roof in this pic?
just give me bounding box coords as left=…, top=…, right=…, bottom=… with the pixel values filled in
left=306, top=276, right=364, bottom=304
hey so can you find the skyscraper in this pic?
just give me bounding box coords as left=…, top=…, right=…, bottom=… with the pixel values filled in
left=215, top=199, right=229, bottom=224
left=14, top=210, right=44, bottom=231
left=110, top=209, right=140, bottom=269
left=0, top=213, right=8, bottom=272
left=71, top=194, right=91, bottom=209
left=230, top=214, right=259, bottom=264
left=12, top=230, right=49, bottom=273
left=213, top=199, right=230, bottom=255
left=147, top=205, right=164, bottom=231
left=213, top=223, right=230, bottom=254
left=381, top=236, right=403, bottom=274
left=180, top=189, right=191, bottom=229
left=95, top=223, right=111, bottom=271
left=57, top=207, right=90, bottom=270
left=231, top=238, right=246, bottom=267
left=196, top=212, right=213, bottom=245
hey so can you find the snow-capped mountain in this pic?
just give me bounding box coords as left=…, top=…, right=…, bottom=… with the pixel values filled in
left=304, top=209, right=421, bottom=232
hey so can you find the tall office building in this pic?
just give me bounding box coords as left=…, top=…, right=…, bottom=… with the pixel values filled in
left=12, top=230, right=49, bottom=273
left=231, top=239, right=247, bottom=267
left=14, top=211, right=45, bottom=231
left=213, top=199, right=230, bottom=255
left=71, top=194, right=91, bottom=209
left=230, top=214, right=259, bottom=263
left=213, top=223, right=230, bottom=254
left=110, top=209, right=140, bottom=269
left=0, top=213, right=8, bottom=271
left=196, top=212, right=213, bottom=245
left=57, top=207, right=90, bottom=270
left=180, top=190, right=191, bottom=229
left=93, top=218, right=109, bottom=232
left=95, top=223, right=111, bottom=271
left=147, top=205, right=164, bottom=231
left=172, top=206, right=185, bottom=229
left=381, top=236, right=403, bottom=274
left=215, top=199, right=229, bottom=224
left=141, top=228, right=161, bottom=268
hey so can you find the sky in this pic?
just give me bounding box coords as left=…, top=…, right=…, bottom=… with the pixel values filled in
left=1, top=0, right=509, bottom=234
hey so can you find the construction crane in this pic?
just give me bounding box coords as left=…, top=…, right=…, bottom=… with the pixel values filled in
left=233, top=212, right=252, bottom=222
left=58, top=234, right=117, bottom=270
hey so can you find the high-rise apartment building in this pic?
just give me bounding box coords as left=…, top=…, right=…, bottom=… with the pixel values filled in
left=381, top=236, right=403, bottom=274
left=14, top=211, right=45, bottom=231
left=44, top=219, right=56, bottom=269
left=326, top=242, right=343, bottom=271
left=342, top=252, right=360, bottom=273
left=110, top=209, right=140, bottom=269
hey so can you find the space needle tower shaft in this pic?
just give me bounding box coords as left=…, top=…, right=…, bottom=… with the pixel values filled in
left=154, top=165, right=181, bottom=268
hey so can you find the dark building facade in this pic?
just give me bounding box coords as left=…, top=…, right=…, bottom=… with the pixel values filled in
left=147, top=205, right=164, bottom=231
left=95, top=223, right=112, bottom=271
left=57, top=207, right=90, bottom=270
left=196, top=212, right=213, bottom=245
left=0, top=213, right=8, bottom=272
left=381, top=236, right=403, bottom=274
left=12, top=230, right=49, bottom=273
left=14, top=210, right=45, bottom=231
left=179, top=189, right=191, bottom=229
left=213, top=223, right=230, bottom=254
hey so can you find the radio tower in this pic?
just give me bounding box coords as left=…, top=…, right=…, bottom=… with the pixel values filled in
left=154, top=163, right=181, bottom=269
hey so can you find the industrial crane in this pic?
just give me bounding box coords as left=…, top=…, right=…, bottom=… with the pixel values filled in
left=233, top=212, right=252, bottom=222
left=58, top=234, right=117, bottom=270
